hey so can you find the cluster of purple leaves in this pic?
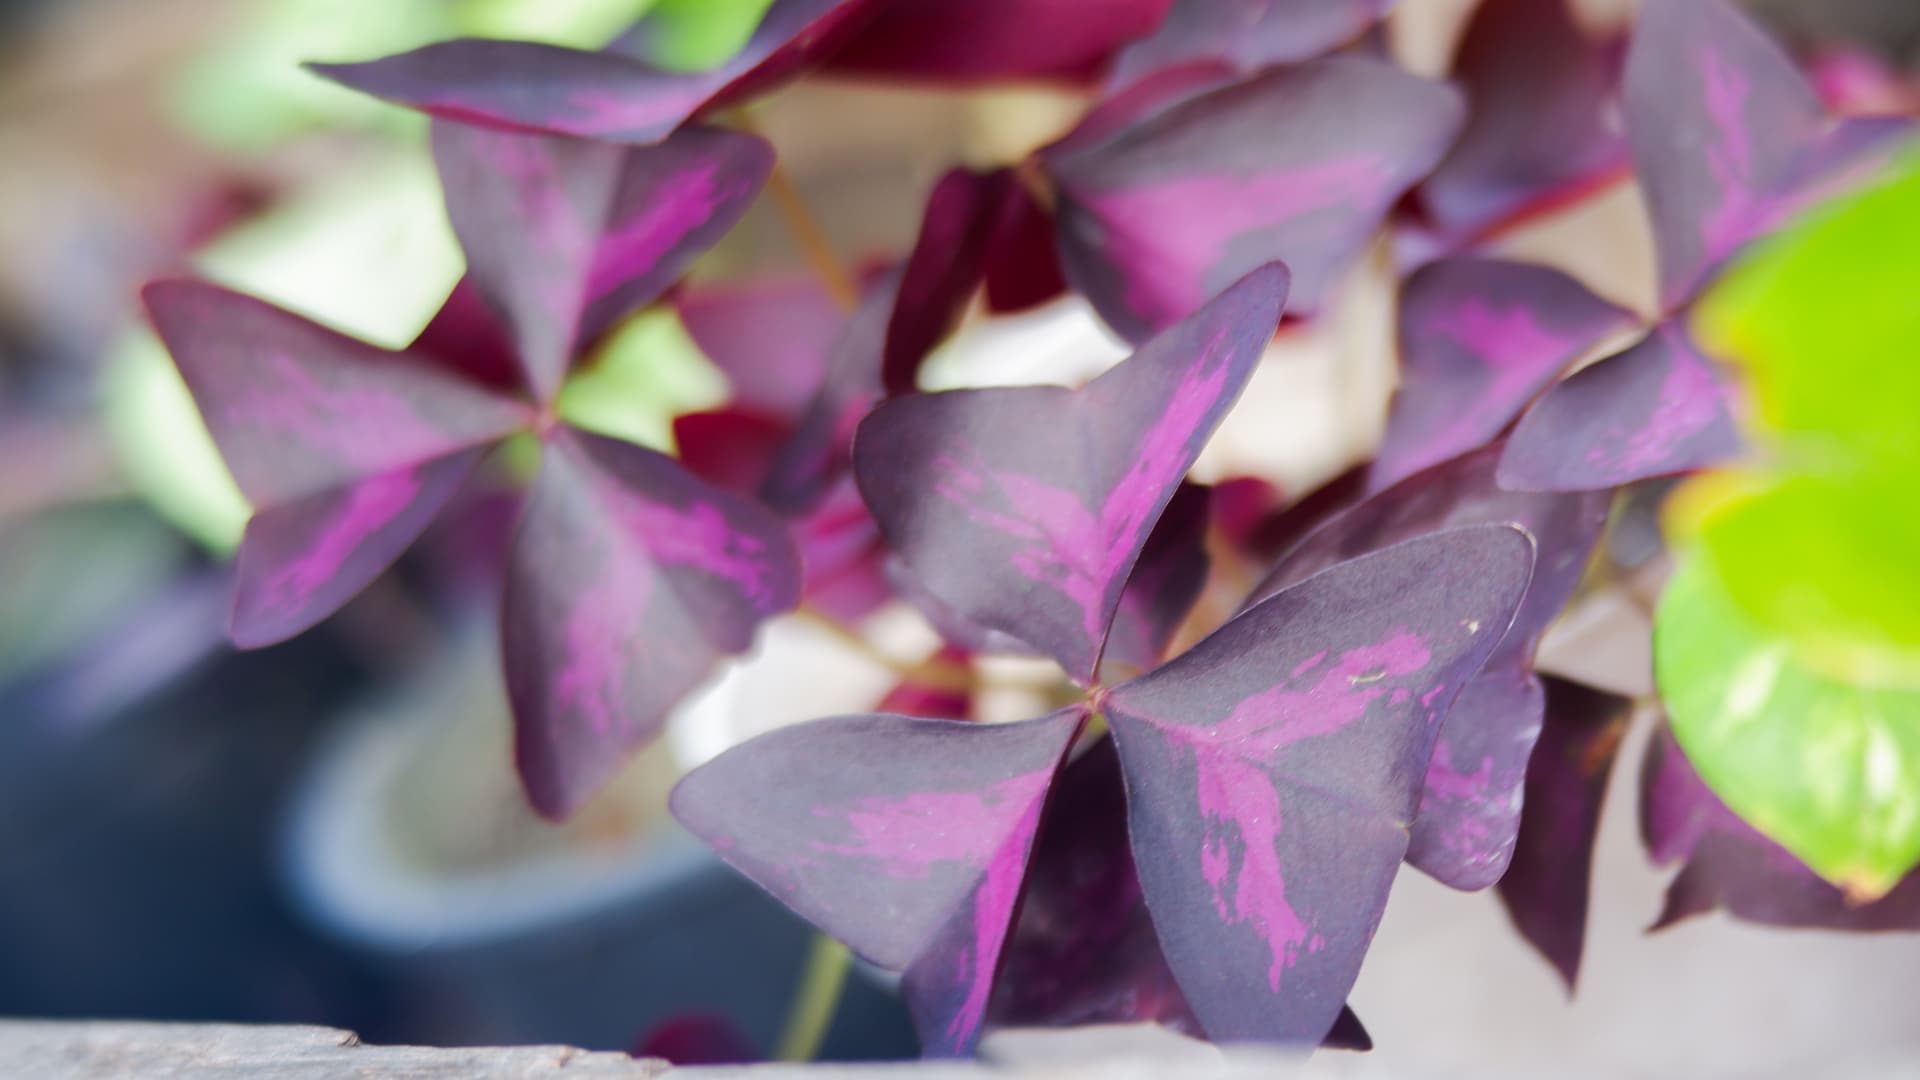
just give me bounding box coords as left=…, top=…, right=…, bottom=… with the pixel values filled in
left=141, top=0, right=1920, bottom=1058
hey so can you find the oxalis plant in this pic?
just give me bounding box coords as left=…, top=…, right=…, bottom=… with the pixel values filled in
left=139, top=0, right=1920, bottom=1060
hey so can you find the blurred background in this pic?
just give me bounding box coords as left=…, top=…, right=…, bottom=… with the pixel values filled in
left=4, top=0, right=1920, bottom=1072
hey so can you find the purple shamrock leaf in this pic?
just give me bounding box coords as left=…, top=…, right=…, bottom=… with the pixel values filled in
left=1043, top=55, right=1461, bottom=341
left=677, top=276, right=845, bottom=422
left=432, top=121, right=772, bottom=402
left=883, top=168, right=1016, bottom=396
left=981, top=177, right=1067, bottom=314
left=308, top=0, right=876, bottom=144
left=989, top=736, right=1203, bottom=1036
left=1372, top=257, right=1635, bottom=493
left=823, top=0, right=1175, bottom=84
left=1642, top=726, right=1920, bottom=932
left=1102, top=525, right=1535, bottom=1043
left=1102, top=481, right=1213, bottom=676
left=1497, top=325, right=1742, bottom=493
left=141, top=281, right=530, bottom=645
left=1107, top=0, right=1394, bottom=92
left=409, top=277, right=528, bottom=391
left=1494, top=676, right=1632, bottom=990
left=1417, top=0, right=1627, bottom=243
left=760, top=269, right=901, bottom=514
left=854, top=264, right=1286, bottom=684
left=671, top=707, right=1085, bottom=1057
left=1627, top=0, right=1825, bottom=311
left=1251, top=445, right=1610, bottom=889
left=508, top=429, right=801, bottom=819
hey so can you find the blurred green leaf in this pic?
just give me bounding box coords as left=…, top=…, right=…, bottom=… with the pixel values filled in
left=1701, top=469, right=1920, bottom=684
left=632, top=0, right=780, bottom=70
left=555, top=308, right=728, bottom=452
left=1695, top=151, right=1920, bottom=467
left=1658, top=553, right=1920, bottom=901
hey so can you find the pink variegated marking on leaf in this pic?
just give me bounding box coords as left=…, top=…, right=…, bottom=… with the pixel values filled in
left=584, top=159, right=736, bottom=304
left=927, top=334, right=1237, bottom=662
left=1418, top=300, right=1584, bottom=455
left=1169, top=632, right=1431, bottom=988
left=560, top=88, right=703, bottom=137
left=254, top=468, right=423, bottom=614
left=1588, top=338, right=1726, bottom=473
left=1697, top=49, right=1766, bottom=273
left=815, top=772, right=1052, bottom=1043
left=1086, top=158, right=1391, bottom=325
left=1423, top=740, right=1494, bottom=803
left=598, top=484, right=781, bottom=609
left=485, top=134, right=597, bottom=353
left=552, top=536, right=652, bottom=737
left=237, top=352, right=459, bottom=473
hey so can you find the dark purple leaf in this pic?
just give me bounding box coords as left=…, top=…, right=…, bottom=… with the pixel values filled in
left=1372, top=257, right=1635, bottom=493
left=1641, top=726, right=1920, bottom=932
left=874, top=644, right=974, bottom=721
left=989, top=737, right=1204, bottom=1036
left=507, top=428, right=801, bottom=818
left=232, top=449, right=488, bottom=647
left=1102, top=525, right=1534, bottom=1043
left=142, top=280, right=529, bottom=508
left=1418, top=0, right=1627, bottom=241
left=792, top=475, right=894, bottom=622
left=1497, top=325, right=1741, bottom=493
left=308, top=0, right=875, bottom=144
left=884, top=168, right=1016, bottom=396
left=409, top=277, right=527, bottom=391
left=823, top=0, right=1175, bottom=84
left=760, top=270, right=900, bottom=515
left=1626, top=0, right=1825, bottom=309
left=673, top=408, right=792, bottom=494
left=982, top=178, right=1067, bottom=314
left=670, top=708, right=1085, bottom=1057
left=431, top=122, right=772, bottom=402
left=677, top=277, right=844, bottom=421
left=885, top=557, right=1044, bottom=658
left=1103, top=482, right=1212, bottom=676
left=1107, top=0, right=1393, bottom=92
left=1253, top=444, right=1610, bottom=889
left=1495, top=676, right=1631, bottom=990
left=1044, top=55, right=1462, bottom=341
left=854, top=264, right=1286, bottom=684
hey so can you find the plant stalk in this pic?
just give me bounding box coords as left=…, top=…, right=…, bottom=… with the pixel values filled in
left=774, top=933, right=853, bottom=1062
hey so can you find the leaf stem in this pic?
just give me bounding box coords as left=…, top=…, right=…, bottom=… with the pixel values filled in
left=774, top=933, right=852, bottom=1062
left=733, top=110, right=861, bottom=312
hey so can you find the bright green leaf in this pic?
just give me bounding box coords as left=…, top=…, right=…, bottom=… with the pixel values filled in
left=1657, top=552, right=1920, bottom=901
left=633, top=0, right=780, bottom=71
left=1695, top=151, right=1920, bottom=467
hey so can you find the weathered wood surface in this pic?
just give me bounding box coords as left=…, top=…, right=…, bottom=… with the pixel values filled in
left=0, top=1021, right=1305, bottom=1080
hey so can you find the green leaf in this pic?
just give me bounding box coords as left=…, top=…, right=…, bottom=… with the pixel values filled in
left=1657, top=552, right=1920, bottom=901
left=1694, top=152, right=1920, bottom=467
left=1701, top=469, right=1920, bottom=684
left=632, top=0, right=780, bottom=71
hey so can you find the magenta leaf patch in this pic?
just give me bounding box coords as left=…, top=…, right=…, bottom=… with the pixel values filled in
left=1108, top=0, right=1393, bottom=92
left=232, top=449, right=490, bottom=648
left=855, top=264, right=1286, bottom=683
left=1497, top=326, right=1742, bottom=493
left=1372, top=258, right=1635, bottom=493
left=823, top=0, right=1175, bottom=84
left=308, top=0, right=875, bottom=144
left=1417, top=0, right=1626, bottom=241
left=1043, top=55, right=1461, bottom=341
left=432, top=122, right=772, bottom=402
left=1627, top=0, right=1825, bottom=309
left=1103, top=526, right=1535, bottom=1043
left=1641, top=726, right=1920, bottom=932
left=508, top=430, right=801, bottom=818
left=1251, top=445, right=1609, bottom=890
left=1494, top=676, right=1630, bottom=990
left=670, top=707, right=1085, bottom=1056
